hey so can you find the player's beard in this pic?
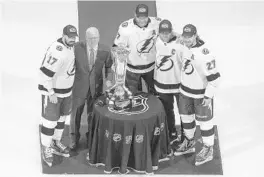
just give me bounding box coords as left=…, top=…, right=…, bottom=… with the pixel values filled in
left=65, top=40, right=75, bottom=47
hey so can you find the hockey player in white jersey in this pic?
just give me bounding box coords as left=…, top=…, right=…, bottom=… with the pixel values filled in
left=154, top=19, right=184, bottom=144
left=113, top=4, right=161, bottom=94
left=38, top=25, right=78, bottom=167
left=174, top=24, right=221, bottom=166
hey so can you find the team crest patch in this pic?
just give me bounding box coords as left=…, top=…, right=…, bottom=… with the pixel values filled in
left=56, top=45, right=63, bottom=51
left=202, top=48, right=210, bottom=55
left=121, top=22, right=128, bottom=27
left=108, top=95, right=149, bottom=115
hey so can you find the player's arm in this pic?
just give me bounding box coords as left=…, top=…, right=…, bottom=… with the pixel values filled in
left=113, top=22, right=129, bottom=48
left=202, top=51, right=221, bottom=99
left=40, top=45, right=64, bottom=95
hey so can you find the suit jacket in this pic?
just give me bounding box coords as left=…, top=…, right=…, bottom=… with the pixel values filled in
left=73, top=41, right=113, bottom=99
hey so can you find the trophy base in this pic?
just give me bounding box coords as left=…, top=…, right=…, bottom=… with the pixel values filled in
left=112, top=99, right=132, bottom=111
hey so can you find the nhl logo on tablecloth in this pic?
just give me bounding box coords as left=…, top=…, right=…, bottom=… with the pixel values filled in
left=125, top=135, right=132, bottom=144
left=154, top=127, right=161, bottom=135
left=135, top=135, right=144, bottom=143
left=160, top=123, right=165, bottom=131
left=113, top=133, right=122, bottom=142
left=108, top=95, right=149, bottom=115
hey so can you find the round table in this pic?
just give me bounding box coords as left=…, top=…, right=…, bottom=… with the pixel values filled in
left=87, top=93, right=171, bottom=174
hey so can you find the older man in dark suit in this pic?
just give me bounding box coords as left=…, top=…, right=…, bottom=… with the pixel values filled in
left=69, top=27, right=113, bottom=150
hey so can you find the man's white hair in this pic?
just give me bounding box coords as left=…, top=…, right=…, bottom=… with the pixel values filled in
left=86, top=27, right=99, bottom=37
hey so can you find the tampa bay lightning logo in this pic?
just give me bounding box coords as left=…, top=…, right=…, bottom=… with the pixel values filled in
left=156, top=55, right=174, bottom=72
left=136, top=36, right=155, bottom=55
left=108, top=95, right=149, bottom=115
left=183, top=59, right=194, bottom=75
left=67, top=60, right=75, bottom=77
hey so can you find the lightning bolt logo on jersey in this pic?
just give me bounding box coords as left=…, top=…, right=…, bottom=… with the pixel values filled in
left=156, top=55, right=174, bottom=71
left=154, top=36, right=183, bottom=94
left=136, top=34, right=155, bottom=55
left=182, top=59, right=194, bottom=75
left=114, top=17, right=160, bottom=74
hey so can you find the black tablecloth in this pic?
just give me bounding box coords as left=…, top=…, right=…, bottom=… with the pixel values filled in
left=87, top=93, right=171, bottom=174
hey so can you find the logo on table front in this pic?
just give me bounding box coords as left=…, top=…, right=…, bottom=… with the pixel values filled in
left=113, top=133, right=122, bottom=142
left=108, top=95, right=149, bottom=115
left=105, top=130, right=109, bottom=138
left=135, top=135, right=144, bottom=143
left=160, top=123, right=164, bottom=131
left=125, top=135, right=132, bottom=144
left=154, top=127, right=160, bottom=135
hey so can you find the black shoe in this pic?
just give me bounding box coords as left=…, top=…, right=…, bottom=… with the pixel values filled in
left=69, top=133, right=80, bottom=151
left=69, top=141, right=79, bottom=151
left=170, top=132, right=181, bottom=145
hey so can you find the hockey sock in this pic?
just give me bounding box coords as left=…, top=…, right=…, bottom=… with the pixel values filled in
left=198, top=118, right=215, bottom=146
left=40, top=118, right=57, bottom=147
left=181, top=114, right=196, bottom=139
left=53, top=115, right=67, bottom=141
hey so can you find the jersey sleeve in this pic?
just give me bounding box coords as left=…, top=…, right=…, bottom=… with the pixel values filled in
left=114, top=22, right=129, bottom=48
left=39, top=44, right=64, bottom=94
left=201, top=49, right=221, bottom=98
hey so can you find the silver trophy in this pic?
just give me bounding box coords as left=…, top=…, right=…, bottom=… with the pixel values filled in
left=105, top=46, right=133, bottom=110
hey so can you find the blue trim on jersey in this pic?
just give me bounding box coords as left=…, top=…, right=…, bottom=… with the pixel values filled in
left=206, top=72, right=220, bottom=82
left=40, top=67, right=55, bottom=77
left=180, top=84, right=205, bottom=95
left=38, top=84, right=73, bottom=94
left=127, top=62, right=155, bottom=70
left=154, top=80, right=180, bottom=90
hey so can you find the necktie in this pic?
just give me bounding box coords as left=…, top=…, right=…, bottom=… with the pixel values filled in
left=89, top=49, right=94, bottom=70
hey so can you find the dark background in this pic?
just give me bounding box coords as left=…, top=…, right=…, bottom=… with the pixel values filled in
left=78, top=1, right=157, bottom=46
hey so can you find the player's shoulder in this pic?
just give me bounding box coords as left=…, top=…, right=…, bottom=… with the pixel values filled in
left=119, top=18, right=133, bottom=28
left=194, top=42, right=214, bottom=62
left=48, top=39, right=68, bottom=59
left=50, top=39, right=65, bottom=52
left=149, top=16, right=162, bottom=23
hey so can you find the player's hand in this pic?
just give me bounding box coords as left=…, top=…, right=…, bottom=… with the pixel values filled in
left=201, top=97, right=212, bottom=107
left=49, top=94, right=58, bottom=104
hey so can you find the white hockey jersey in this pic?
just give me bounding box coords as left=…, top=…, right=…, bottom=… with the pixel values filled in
left=114, top=17, right=161, bottom=73
left=154, top=36, right=183, bottom=94
left=180, top=39, right=221, bottom=99
left=38, top=38, right=75, bottom=98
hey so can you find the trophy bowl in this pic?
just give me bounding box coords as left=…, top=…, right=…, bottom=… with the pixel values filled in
left=105, top=46, right=133, bottom=110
